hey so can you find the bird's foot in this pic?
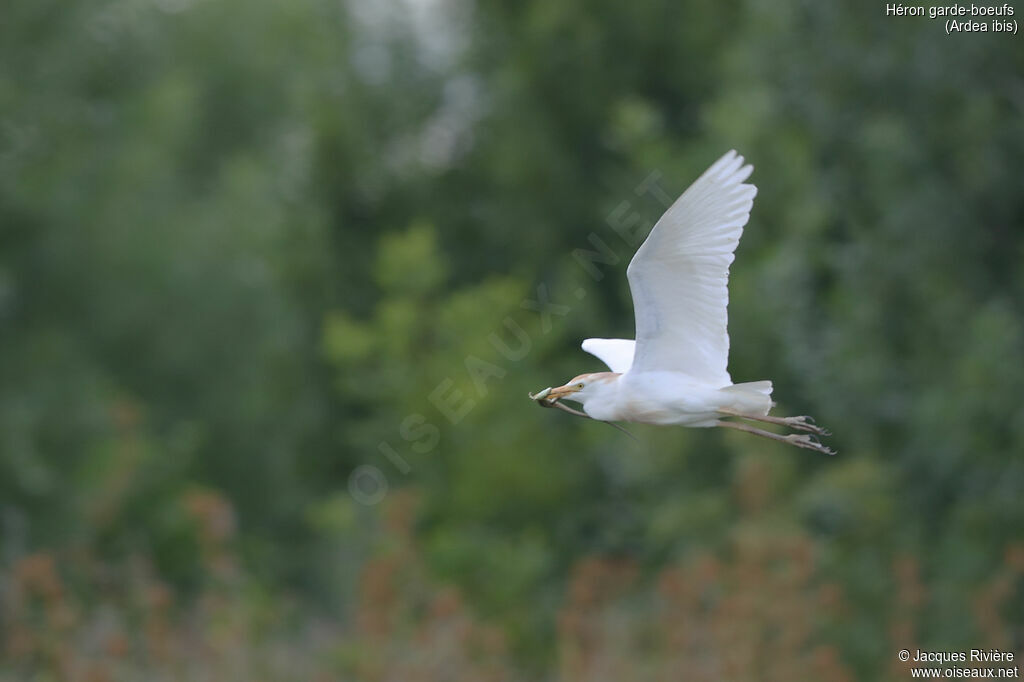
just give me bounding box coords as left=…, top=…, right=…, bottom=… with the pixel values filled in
left=781, top=415, right=832, bottom=437
left=785, top=433, right=836, bottom=456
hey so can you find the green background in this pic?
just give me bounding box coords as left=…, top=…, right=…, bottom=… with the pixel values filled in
left=2, top=0, right=1022, bottom=679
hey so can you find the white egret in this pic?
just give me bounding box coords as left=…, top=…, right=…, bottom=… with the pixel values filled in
left=531, top=150, right=834, bottom=455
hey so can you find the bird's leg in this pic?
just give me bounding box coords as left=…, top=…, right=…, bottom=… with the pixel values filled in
left=715, top=420, right=836, bottom=456
left=717, top=408, right=831, bottom=437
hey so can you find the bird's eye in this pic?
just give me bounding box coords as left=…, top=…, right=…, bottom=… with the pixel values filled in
left=577, top=383, right=585, bottom=389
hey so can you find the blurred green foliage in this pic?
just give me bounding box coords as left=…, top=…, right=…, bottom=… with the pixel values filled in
left=1, top=0, right=1022, bottom=679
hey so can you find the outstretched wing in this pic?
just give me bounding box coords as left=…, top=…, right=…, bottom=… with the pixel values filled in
left=581, top=338, right=635, bottom=373
left=626, top=150, right=756, bottom=385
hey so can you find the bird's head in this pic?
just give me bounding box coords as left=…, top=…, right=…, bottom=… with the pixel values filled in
left=544, top=372, right=621, bottom=404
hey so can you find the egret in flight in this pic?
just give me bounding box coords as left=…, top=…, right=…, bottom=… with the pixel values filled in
left=530, top=151, right=834, bottom=455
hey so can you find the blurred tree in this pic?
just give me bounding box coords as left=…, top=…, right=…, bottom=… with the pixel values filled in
left=1, top=0, right=1021, bottom=678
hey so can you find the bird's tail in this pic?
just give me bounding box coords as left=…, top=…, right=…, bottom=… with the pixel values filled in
left=722, top=381, right=774, bottom=416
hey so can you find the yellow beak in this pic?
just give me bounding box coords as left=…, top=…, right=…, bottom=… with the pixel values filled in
left=546, top=383, right=581, bottom=400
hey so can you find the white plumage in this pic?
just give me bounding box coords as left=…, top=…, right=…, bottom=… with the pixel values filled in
left=533, top=151, right=834, bottom=455
left=580, top=338, right=635, bottom=374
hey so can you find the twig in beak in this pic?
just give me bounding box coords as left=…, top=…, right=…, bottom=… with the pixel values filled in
left=529, top=391, right=638, bottom=442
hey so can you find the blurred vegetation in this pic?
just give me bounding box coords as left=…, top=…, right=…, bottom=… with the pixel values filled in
left=2, top=0, right=1022, bottom=679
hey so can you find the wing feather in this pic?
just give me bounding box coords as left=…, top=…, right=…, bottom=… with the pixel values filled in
left=625, top=150, right=756, bottom=385
left=581, top=338, right=635, bottom=373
